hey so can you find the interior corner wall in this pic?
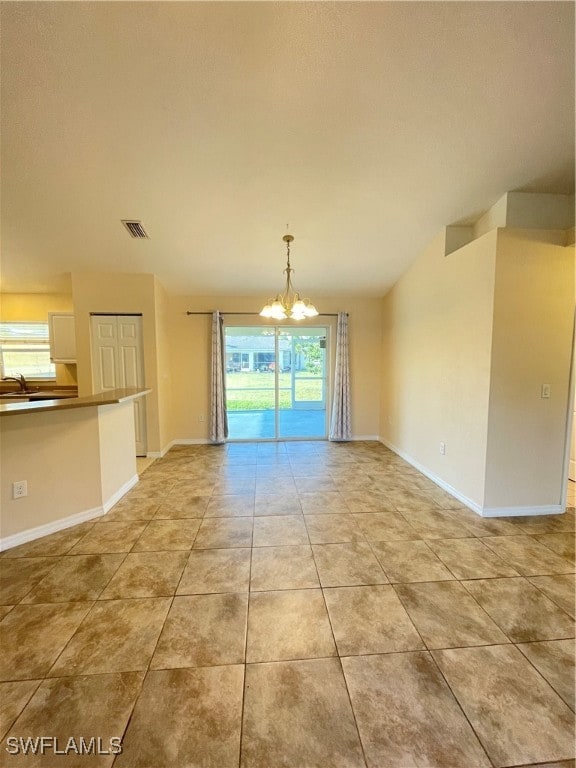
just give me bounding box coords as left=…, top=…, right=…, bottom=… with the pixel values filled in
left=0, top=292, right=78, bottom=385
left=165, top=295, right=382, bottom=442
left=71, top=272, right=163, bottom=454
left=380, top=231, right=497, bottom=509
left=153, top=277, right=174, bottom=451
left=483, top=229, right=574, bottom=509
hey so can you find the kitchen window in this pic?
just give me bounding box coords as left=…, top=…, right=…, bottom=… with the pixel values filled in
left=0, top=322, right=56, bottom=380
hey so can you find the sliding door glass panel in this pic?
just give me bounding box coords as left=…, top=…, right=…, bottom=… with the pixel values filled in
left=225, top=327, right=276, bottom=440
left=279, top=329, right=327, bottom=439
left=225, top=325, right=327, bottom=440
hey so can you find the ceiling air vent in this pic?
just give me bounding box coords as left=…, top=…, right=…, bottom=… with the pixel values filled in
left=121, top=220, right=149, bottom=239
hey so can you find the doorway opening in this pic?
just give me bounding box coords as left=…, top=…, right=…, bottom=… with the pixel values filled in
left=225, top=326, right=328, bottom=440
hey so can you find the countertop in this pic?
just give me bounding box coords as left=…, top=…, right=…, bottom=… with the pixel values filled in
left=0, top=388, right=151, bottom=417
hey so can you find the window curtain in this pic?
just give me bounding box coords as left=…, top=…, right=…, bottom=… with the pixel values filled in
left=210, top=311, right=228, bottom=444
left=329, top=311, right=352, bottom=441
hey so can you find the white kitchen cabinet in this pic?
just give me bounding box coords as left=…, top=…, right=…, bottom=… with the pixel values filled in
left=48, top=313, right=76, bottom=363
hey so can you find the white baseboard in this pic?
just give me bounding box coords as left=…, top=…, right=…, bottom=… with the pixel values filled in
left=480, top=504, right=564, bottom=517
left=102, top=474, right=139, bottom=514
left=0, top=506, right=105, bottom=552
left=380, top=437, right=566, bottom=518
left=352, top=435, right=381, bottom=441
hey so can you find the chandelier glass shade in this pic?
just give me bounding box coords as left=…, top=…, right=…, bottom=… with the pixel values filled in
left=260, top=235, right=319, bottom=320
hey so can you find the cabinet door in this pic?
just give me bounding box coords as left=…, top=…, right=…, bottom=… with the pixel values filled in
left=49, top=313, right=76, bottom=362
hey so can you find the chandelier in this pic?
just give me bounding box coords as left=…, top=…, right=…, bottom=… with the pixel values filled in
left=260, top=234, right=319, bottom=320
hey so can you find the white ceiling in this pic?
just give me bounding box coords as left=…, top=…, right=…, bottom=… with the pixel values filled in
left=1, top=2, right=574, bottom=297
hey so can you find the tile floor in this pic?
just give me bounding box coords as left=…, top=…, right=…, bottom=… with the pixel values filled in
left=0, top=441, right=574, bottom=768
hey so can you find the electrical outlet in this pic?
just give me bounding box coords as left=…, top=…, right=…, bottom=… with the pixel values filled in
left=198, top=414, right=205, bottom=422
left=439, top=442, right=446, bottom=455
left=12, top=480, right=27, bottom=499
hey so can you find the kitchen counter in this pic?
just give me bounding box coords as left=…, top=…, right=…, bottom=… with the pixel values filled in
left=0, top=388, right=150, bottom=417
left=1, top=388, right=152, bottom=550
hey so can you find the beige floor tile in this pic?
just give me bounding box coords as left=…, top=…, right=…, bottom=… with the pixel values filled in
left=151, top=593, right=248, bottom=669
left=535, top=533, right=576, bottom=562
left=154, top=494, right=210, bottom=518
left=3, top=672, right=144, bottom=768
left=304, top=514, right=365, bottom=544
left=177, top=548, right=251, bottom=594
left=433, top=645, right=576, bottom=767
left=68, top=522, right=147, bottom=554
left=212, top=478, right=256, bottom=495
left=342, top=652, right=491, bottom=768
left=241, top=658, right=365, bottom=768
left=116, top=666, right=244, bottom=768
left=99, top=551, right=188, bottom=599
left=294, top=476, right=338, bottom=493
left=400, top=508, right=472, bottom=539
left=528, top=574, right=576, bottom=618
left=0, top=558, right=60, bottom=604
left=254, top=494, right=302, bottom=516
left=482, top=536, right=574, bottom=576
left=0, top=524, right=95, bottom=559
left=371, top=540, right=454, bottom=583
left=103, top=499, right=159, bottom=522
left=463, top=577, right=575, bottom=642
left=194, top=518, right=253, bottom=549
left=353, top=511, right=421, bottom=541
left=342, top=490, right=395, bottom=513
left=250, top=546, right=319, bottom=591
left=253, top=515, right=309, bottom=546
left=131, top=518, right=201, bottom=551
left=395, top=581, right=509, bottom=649
left=517, top=639, right=575, bottom=710
left=508, top=513, right=575, bottom=536
left=0, top=680, right=42, bottom=740
left=324, top=585, right=425, bottom=655
left=452, top=510, right=529, bottom=537
left=426, top=537, right=520, bottom=579
left=22, top=554, right=126, bottom=603
left=298, top=491, right=351, bottom=514
left=312, top=542, right=388, bottom=587
left=255, top=478, right=297, bottom=495
left=0, top=603, right=92, bottom=680
left=386, top=488, right=441, bottom=513
left=334, top=475, right=381, bottom=493
left=246, top=589, right=336, bottom=662
left=205, top=494, right=255, bottom=517
left=166, top=479, right=215, bottom=496
left=48, top=598, right=170, bottom=676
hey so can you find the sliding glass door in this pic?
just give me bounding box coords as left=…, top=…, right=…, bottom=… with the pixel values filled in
left=225, top=326, right=327, bottom=440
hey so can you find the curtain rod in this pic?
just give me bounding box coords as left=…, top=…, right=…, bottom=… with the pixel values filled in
left=186, top=311, right=346, bottom=317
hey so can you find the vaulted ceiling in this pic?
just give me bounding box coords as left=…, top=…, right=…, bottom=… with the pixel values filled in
left=1, top=2, right=574, bottom=296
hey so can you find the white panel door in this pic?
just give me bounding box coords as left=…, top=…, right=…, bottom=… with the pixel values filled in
left=91, top=315, right=147, bottom=456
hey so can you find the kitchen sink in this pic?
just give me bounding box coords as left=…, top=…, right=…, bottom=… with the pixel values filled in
left=0, top=390, right=78, bottom=401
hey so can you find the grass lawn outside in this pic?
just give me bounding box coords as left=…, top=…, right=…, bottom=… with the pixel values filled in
left=226, top=371, right=324, bottom=411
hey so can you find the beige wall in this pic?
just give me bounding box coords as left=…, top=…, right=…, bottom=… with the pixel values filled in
left=71, top=272, right=163, bottom=454
left=166, top=295, right=382, bottom=443
left=0, top=293, right=77, bottom=384
left=98, top=401, right=137, bottom=506
left=484, top=229, right=574, bottom=508
left=380, top=226, right=574, bottom=513
left=153, top=276, right=173, bottom=451
left=380, top=231, right=497, bottom=508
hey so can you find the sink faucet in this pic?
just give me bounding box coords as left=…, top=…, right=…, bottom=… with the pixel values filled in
left=2, top=374, right=28, bottom=392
